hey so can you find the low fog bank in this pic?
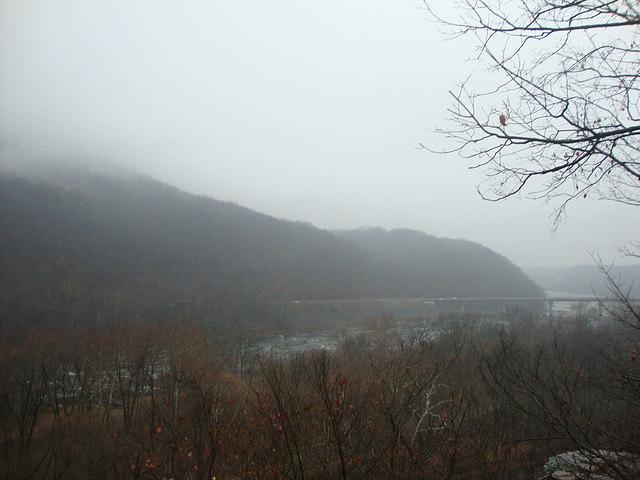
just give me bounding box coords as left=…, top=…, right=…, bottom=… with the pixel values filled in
left=525, top=264, right=640, bottom=297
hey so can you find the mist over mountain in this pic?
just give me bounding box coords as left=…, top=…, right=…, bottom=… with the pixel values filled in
left=524, top=264, right=640, bottom=297
left=0, top=165, right=543, bottom=331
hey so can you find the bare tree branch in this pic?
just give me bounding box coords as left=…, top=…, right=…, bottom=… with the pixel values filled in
left=424, top=1, right=640, bottom=222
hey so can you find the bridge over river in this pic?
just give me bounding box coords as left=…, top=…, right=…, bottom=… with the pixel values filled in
left=260, top=295, right=638, bottom=357
left=422, top=296, right=638, bottom=315
left=280, top=295, right=637, bottom=318
left=287, top=296, right=627, bottom=303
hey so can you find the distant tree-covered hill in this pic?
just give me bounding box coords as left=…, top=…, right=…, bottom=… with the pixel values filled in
left=0, top=166, right=543, bottom=331
left=334, top=227, right=544, bottom=299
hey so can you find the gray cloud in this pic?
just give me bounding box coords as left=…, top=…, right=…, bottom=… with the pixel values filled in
left=1, top=0, right=638, bottom=267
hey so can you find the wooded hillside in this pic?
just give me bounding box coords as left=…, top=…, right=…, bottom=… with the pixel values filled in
left=0, top=168, right=543, bottom=331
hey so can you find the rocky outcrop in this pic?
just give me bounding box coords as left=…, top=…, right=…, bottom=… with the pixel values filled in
left=538, top=450, right=640, bottom=480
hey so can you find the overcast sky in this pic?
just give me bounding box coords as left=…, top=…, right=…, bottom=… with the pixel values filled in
left=1, top=0, right=638, bottom=268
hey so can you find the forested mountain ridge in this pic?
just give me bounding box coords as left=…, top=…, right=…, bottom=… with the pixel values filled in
left=0, top=167, right=543, bottom=330
left=335, top=227, right=543, bottom=299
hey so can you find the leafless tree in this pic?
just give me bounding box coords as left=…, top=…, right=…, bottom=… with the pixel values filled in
left=593, top=255, right=640, bottom=330
left=425, top=1, right=640, bottom=224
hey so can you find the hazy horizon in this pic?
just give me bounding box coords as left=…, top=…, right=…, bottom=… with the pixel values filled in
left=2, top=1, right=639, bottom=269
